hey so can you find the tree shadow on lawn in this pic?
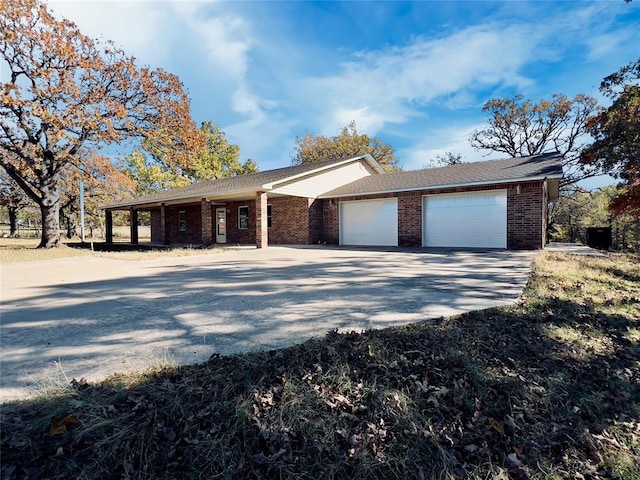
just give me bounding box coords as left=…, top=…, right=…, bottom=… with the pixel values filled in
left=1, top=292, right=638, bottom=480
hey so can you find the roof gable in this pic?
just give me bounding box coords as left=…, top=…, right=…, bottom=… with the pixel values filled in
left=104, top=154, right=384, bottom=209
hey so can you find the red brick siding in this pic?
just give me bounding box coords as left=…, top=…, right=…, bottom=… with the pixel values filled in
left=323, top=181, right=546, bottom=250
left=150, top=204, right=203, bottom=245
left=150, top=209, right=162, bottom=243
left=268, top=196, right=316, bottom=244
left=225, top=201, right=256, bottom=245
left=308, top=199, right=323, bottom=244
left=507, top=181, right=544, bottom=249
left=398, top=192, right=422, bottom=247
left=201, top=200, right=213, bottom=246
left=322, top=200, right=340, bottom=244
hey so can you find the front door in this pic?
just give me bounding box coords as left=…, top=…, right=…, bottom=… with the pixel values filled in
left=216, top=207, right=227, bottom=243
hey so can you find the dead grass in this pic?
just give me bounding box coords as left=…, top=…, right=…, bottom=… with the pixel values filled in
left=0, top=238, right=224, bottom=263
left=1, top=251, right=639, bottom=480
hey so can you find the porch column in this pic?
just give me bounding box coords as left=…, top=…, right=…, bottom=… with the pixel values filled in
left=160, top=203, right=170, bottom=245
left=105, top=210, right=113, bottom=243
left=201, top=198, right=213, bottom=246
left=130, top=208, right=139, bottom=245
left=256, top=191, right=268, bottom=248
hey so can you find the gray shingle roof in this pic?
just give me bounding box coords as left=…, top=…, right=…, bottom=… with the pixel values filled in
left=104, top=155, right=377, bottom=209
left=319, top=152, right=563, bottom=198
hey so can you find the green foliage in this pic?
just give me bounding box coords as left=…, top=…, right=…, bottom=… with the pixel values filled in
left=581, top=59, right=640, bottom=215
left=124, top=121, right=258, bottom=195
left=549, top=185, right=640, bottom=251
left=123, top=151, right=191, bottom=195
left=292, top=120, right=398, bottom=172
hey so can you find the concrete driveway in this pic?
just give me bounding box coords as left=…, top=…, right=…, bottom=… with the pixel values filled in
left=0, top=246, right=536, bottom=401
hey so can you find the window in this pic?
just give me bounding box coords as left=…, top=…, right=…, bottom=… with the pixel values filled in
left=267, top=204, right=272, bottom=228
left=238, top=206, right=249, bottom=229
left=178, top=211, right=186, bottom=232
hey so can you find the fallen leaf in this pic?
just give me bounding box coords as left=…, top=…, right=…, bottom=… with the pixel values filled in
left=489, top=418, right=504, bottom=434
left=49, top=415, right=78, bottom=436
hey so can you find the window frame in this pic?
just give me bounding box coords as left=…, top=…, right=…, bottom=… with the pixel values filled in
left=267, top=204, right=272, bottom=229
left=238, top=205, right=249, bottom=229
left=178, top=210, right=187, bottom=232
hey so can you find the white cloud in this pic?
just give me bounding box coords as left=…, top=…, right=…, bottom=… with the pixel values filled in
left=397, top=122, right=504, bottom=171
left=48, top=0, right=172, bottom=65
left=171, top=2, right=252, bottom=81
left=304, top=23, right=542, bottom=138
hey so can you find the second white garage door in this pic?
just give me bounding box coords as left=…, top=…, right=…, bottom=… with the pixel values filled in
left=423, top=190, right=507, bottom=248
left=340, top=198, right=398, bottom=246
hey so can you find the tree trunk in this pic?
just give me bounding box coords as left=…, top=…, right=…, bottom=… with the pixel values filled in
left=8, top=207, right=18, bottom=236
left=63, top=207, right=78, bottom=239
left=38, top=196, right=61, bottom=248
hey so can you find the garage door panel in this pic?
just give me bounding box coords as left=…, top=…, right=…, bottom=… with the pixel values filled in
left=423, top=191, right=507, bottom=249
left=340, top=199, right=398, bottom=246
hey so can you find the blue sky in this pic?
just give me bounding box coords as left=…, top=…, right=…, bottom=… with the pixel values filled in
left=48, top=0, right=638, bottom=187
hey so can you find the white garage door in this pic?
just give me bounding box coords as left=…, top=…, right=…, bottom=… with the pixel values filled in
left=423, top=190, right=507, bottom=248
left=340, top=198, right=398, bottom=246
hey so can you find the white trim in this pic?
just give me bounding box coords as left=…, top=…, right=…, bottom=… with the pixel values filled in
left=318, top=174, right=561, bottom=199
left=262, top=154, right=384, bottom=189
left=215, top=207, right=227, bottom=243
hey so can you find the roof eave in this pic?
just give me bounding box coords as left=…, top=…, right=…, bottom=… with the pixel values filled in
left=318, top=173, right=564, bottom=199
left=102, top=186, right=267, bottom=210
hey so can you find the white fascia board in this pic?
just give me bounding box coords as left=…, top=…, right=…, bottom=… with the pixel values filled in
left=262, top=154, right=384, bottom=189
left=102, top=187, right=265, bottom=210
left=318, top=174, right=563, bottom=199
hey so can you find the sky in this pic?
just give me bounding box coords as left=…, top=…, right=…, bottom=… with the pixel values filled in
left=45, top=1, right=640, bottom=188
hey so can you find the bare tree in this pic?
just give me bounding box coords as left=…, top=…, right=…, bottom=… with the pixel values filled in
left=470, top=94, right=600, bottom=186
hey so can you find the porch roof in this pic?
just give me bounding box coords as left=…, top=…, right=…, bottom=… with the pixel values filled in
left=103, top=154, right=384, bottom=210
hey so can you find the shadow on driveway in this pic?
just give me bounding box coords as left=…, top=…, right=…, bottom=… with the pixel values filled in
left=0, top=246, right=536, bottom=401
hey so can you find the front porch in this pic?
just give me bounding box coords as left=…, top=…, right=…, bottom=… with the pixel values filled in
left=104, top=191, right=315, bottom=249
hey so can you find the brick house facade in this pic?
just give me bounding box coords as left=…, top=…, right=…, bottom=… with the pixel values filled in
left=104, top=153, right=562, bottom=251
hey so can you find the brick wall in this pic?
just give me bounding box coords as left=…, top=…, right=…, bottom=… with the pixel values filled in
left=398, top=192, right=422, bottom=247
left=507, top=181, right=544, bottom=249
left=166, top=205, right=202, bottom=245
left=267, top=197, right=303, bottom=244
left=322, top=200, right=339, bottom=244
left=322, top=181, right=546, bottom=250
left=308, top=199, right=323, bottom=244
left=201, top=200, right=213, bottom=246
left=225, top=201, right=256, bottom=245
left=150, top=209, right=162, bottom=243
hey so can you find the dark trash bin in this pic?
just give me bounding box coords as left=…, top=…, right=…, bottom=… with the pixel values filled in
left=586, top=227, right=611, bottom=250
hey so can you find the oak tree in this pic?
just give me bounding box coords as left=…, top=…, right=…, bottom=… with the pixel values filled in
left=0, top=0, right=201, bottom=247
left=124, top=121, right=258, bottom=195
left=292, top=121, right=399, bottom=172
left=470, top=94, right=600, bottom=186
left=581, top=59, right=640, bottom=215
left=0, top=168, right=31, bottom=236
